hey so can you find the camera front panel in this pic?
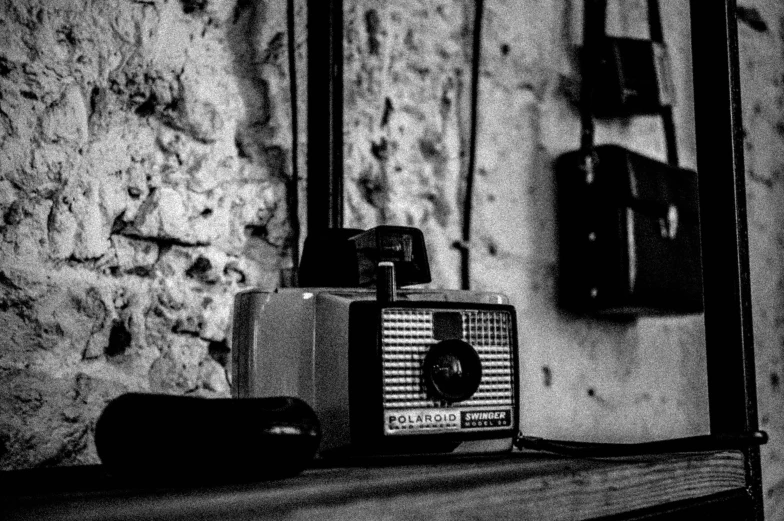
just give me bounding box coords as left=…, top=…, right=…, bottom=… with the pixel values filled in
left=348, top=301, right=518, bottom=454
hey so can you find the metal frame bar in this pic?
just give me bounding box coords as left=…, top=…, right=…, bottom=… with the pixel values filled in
left=689, top=0, right=763, bottom=518
left=307, top=0, right=344, bottom=232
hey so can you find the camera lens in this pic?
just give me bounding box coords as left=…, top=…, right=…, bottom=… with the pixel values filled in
left=422, top=340, right=482, bottom=402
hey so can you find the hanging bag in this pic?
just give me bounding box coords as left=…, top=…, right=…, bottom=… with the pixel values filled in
left=556, top=0, right=703, bottom=316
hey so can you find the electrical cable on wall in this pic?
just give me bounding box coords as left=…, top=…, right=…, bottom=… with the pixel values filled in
left=457, top=0, right=485, bottom=291
left=287, top=0, right=302, bottom=282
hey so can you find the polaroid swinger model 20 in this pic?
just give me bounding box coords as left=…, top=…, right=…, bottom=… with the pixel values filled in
left=231, top=226, right=519, bottom=457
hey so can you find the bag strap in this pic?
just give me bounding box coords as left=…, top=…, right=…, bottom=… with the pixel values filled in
left=647, top=0, right=664, bottom=44
left=578, top=0, right=605, bottom=181
left=580, top=0, right=680, bottom=168
left=647, top=0, right=680, bottom=166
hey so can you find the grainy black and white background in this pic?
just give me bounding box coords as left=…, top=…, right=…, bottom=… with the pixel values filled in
left=0, top=0, right=782, bottom=518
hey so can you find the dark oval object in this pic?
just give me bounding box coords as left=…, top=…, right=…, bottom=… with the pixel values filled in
left=95, top=393, right=321, bottom=482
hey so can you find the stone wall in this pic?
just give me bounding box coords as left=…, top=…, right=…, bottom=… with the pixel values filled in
left=0, top=0, right=296, bottom=468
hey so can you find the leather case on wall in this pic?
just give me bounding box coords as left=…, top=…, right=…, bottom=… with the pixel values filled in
left=593, top=36, right=673, bottom=117
left=556, top=145, right=702, bottom=315
left=590, top=0, right=674, bottom=117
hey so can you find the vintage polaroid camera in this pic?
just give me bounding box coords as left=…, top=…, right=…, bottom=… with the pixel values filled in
left=231, top=226, right=519, bottom=458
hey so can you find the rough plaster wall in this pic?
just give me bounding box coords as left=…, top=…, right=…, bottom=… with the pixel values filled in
left=471, top=0, right=708, bottom=443
left=0, top=0, right=296, bottom=469
left=344, top=0, right=709, bottom=444
left=343, top=0, right=471, bottom=289
left=736, top=2, right=784, bottom=520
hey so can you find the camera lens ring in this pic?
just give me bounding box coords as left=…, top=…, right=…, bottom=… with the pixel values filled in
left=422, top=339, right=482, bottom=403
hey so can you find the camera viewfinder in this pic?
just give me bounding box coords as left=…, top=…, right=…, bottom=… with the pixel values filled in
left=350, top=226, right=431, bottom=288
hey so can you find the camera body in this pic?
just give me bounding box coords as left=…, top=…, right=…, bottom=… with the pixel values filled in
left=231, top=227, right=519, bottom=457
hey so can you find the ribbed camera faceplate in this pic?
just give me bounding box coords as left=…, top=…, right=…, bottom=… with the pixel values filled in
left=381, top=307, right=515, bottom=410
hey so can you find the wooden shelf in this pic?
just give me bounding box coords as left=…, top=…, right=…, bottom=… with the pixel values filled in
left=2, top=450, right=748, bottom=520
